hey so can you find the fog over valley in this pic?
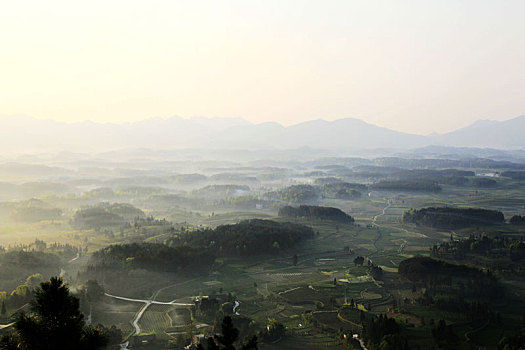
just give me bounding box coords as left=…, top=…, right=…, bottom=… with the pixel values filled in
left=1, top=1, right=525, bottom=349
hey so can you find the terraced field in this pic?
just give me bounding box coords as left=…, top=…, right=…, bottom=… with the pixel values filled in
left=259, top=334, right=344, bottom=350
left=138, top=304, right=175, bottom=336
left=86, top=184, right=525, bottom=348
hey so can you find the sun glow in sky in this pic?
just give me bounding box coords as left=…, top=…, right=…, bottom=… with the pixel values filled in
left=1, top=0, right=524, bottom=134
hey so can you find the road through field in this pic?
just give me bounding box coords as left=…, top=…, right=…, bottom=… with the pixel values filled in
left=367, top=199, right=392, bottom=258
left=109, top=197, right=395, bottom=346
left=105, top=277, right=200, bottom=338
left=104, top=293, right=193, bottom=306
left=104, top=292, right=193, bottom=335
left=372, top=199, right=391, bottom=226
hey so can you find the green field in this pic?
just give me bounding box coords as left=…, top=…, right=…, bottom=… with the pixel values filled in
left=1, top=165, right=525, bottom=349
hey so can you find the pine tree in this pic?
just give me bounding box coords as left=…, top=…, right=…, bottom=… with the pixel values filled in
left=0, top=277, right=107, bottom=350
left=216, top=316, right=239, bottom=350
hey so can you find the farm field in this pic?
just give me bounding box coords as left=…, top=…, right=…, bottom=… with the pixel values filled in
left=80, top=185, right=525, bottom=349
left=1, top=158, right=525, bottom=350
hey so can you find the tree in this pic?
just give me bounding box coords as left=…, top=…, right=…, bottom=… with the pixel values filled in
left=241, top=336, right=257, bottom=350
left=25, top=274, right=44, bottom=288
left=197, top=316, right=257, bottom=350
left=216, top=316, right=239, bottom=350
left=199, top=337, right=219, bottom=350
left=9, top=285, right=31, bottom=308
left=0, top=277, right=107, bottom=350
left=98, top=325, right=122, bottom=347
left=432, top=319, right=458, bottom=347
left=369, top=265, right=383, bottom=280
left=84, top=280, right=105, bottom=302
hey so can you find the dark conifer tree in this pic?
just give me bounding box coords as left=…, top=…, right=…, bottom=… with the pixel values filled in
left=0, top=277, right=107, bottom=350
left=216, top=316, right=238, bottom=350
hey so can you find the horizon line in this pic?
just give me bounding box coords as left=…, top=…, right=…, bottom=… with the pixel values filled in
left=1, top=113, right=523, bottom=137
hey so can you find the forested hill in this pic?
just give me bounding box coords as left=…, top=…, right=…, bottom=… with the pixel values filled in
left=399, top=257, right=484, bottom=280
left=278, top=205, right=354, bottom=223
left=398, top=257, right=501, bottom=298
left=401, top=207, right=504, bottom=229
left=171, top=219, right=314, bottom=256
left=88, top=243, right=215, bottom=272
left=72, top=202, right=145, bottom=229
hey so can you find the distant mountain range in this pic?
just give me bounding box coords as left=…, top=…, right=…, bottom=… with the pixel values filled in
left=1, top=114, right=525, bottom=153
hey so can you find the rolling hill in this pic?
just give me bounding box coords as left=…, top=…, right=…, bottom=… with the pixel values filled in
left=1, top=114, right=525, bottom=153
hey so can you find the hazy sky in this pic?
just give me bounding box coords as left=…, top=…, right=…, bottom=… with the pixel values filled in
left=1, top=0, right=524, bottom=135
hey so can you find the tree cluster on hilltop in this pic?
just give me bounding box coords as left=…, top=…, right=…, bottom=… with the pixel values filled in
left=278, top=205, right=354, bottom=223
left=398, top=257, right=501, bottom=299
left=170, top=219, right=314, bottom=257
left=72, top=202, right=145, bottom=229
left=431, top=234, right=525, bottom=262
left=88, top=243, right=215, bottom=273
left=510, top=215, right=525, bottom=225
left=402, top=207, right=504, bottom=229
left=320, top=183, right=362, bottom=199
left=273, top=185, right=318, bottom=203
